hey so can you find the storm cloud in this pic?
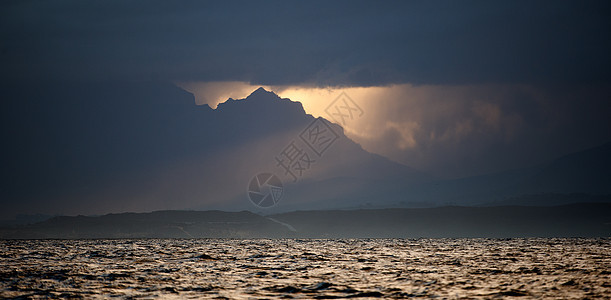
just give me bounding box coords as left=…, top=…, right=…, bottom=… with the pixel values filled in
left=2, top=0, right=610, bottom=86
left=330, top=83, right=611, bottom=178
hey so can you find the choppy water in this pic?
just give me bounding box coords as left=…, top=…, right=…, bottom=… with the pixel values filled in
left=1, top=239, right=609, bottom=299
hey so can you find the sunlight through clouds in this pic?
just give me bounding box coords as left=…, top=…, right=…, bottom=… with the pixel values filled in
left=176, top=81, right=611, bottom=178
left=175, top=81, right=274, bottom=108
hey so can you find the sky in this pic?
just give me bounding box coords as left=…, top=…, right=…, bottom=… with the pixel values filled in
left=3, top=0, right=610, bottom=85
left=1, top=0, right=611, bottom=217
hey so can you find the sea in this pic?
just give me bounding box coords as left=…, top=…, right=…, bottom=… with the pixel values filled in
left=1, top=238, right=609, bottom=299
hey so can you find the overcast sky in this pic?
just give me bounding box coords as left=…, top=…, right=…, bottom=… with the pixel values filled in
left=2, top=0, right=610, bottom=85
left=2, top=0, right=611, bottom=184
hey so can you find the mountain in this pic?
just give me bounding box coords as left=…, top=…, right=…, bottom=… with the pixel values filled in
left=1, top=203, right=608, bottom=238
left=1, top=81, right=609, bottom=218
left=0, top=210, right=294, bottom=239
left=397, top=141, right=611, bottom=207
left=0, top=82, right=429, bottom=218
left=274, top=139, right=611, bottom=210
left=516, top=141, right=611, bottom=194
left=270, top=203, right=611, bottom=238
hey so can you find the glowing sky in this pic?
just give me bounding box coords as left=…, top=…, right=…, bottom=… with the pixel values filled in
left=177, top=81, right=611, bottom=178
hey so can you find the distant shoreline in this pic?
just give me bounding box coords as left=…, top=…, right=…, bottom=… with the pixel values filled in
left=1, top=203, right=609, bottom=239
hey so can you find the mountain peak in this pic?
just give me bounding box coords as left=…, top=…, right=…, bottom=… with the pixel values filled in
left=215, top=86, right=305, bottom=117
left=253, top=86, right=268, bottom=93
left=245, top=87, right=280, bottom=101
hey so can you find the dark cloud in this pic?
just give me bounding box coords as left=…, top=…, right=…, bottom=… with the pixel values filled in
left=334, top=83, right=611, bottom=178
left=1, top=0, right=610, bottom=86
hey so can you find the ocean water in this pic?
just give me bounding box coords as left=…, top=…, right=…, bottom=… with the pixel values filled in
left=1, top=238, right=609, bottom=299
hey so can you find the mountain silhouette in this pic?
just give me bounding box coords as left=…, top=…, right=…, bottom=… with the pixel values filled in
left=517, top=141, right=611, bottom=194
left=0, top=210, right=295, bottom=239
left=2, top=203, right=609, bottom=238
left=0, top=82, right=429, bottom=216
left=401, top=141, right=611, bottom=206
left=1, top=81, right=609, bottom=218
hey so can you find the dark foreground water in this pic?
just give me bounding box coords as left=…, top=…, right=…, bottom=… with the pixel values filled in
left=1, top=239, right=609, bottom=299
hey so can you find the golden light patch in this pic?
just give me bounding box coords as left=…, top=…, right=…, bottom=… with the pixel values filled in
left=175, top=81, right=274, bottom=108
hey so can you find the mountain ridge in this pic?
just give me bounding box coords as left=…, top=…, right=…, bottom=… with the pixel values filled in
left=1, top=82, right=609, bottom=218
left=0, top=83, right=429, bottom=217
left=1, top=203, right=608, bottom=239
